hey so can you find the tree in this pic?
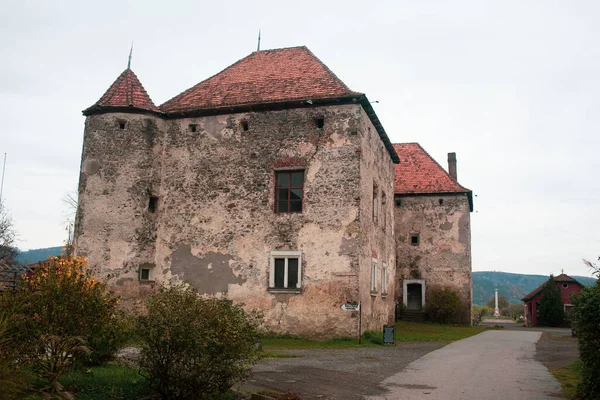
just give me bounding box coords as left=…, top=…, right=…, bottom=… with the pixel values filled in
left=0, top=202, right=17, bottom=266
left=425, top=287, right=461, bottom=324
left=573, top=257, right=600, bottom=398
left=486, top=294, right=509, bottom=310
left=537, top=275, right=564, bottom=327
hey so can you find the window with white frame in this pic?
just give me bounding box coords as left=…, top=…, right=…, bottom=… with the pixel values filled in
left=381, top=264, right=387, bottom=295
left=371, top=260, right=378, bottom=294
left=269, top=251, right=302, bottom=290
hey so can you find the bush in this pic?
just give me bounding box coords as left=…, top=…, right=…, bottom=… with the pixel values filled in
left=538, top=275, right=564, bottom=327
left=137, top=285, right=262, bottom=400
left=0, top=312, right=31, bottom=399
left=362, top=330, right=383, bottom=345
left=4, top=254, right=120, bottom=397
left=572, top=279, right=600, bottom=398
left=85, top=309, right=134, bottom=366
left=425, top=287, right=461, bottom=324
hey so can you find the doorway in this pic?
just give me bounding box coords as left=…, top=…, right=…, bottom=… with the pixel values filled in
left=407, top=284, right=423, bottom=310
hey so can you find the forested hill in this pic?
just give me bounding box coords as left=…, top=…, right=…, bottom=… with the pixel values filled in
left=473, top=271, right=597, bottom=306
left=16, top=246, right=63, bottom=265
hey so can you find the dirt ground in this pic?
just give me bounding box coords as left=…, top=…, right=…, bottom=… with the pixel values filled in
left=242, top=342, right=444, bottom=400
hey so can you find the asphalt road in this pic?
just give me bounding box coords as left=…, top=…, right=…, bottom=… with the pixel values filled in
left=366, top=330, right=562, bottom=400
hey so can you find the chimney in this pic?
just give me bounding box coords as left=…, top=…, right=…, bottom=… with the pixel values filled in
left=448, top=152, right=457, bottom=181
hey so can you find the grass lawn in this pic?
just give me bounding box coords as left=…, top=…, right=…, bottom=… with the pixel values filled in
left=261, top=321, right=487, bottom=350
left=550, top=360, right=582, bottom=399
left=58, top=363, right=150, bottom=400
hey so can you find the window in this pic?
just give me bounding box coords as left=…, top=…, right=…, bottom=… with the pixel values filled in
left=276, top=171, right=304, bottom=213
left=381, top=264, right=388, bottom=296
left=562, top=283, right=569, bottom=289
left=372, top=184, right=378, bottom=222
left=148, top=196, right=158, bottom=213
left=315, top=117, right=324, bottom=129
left=188, top=124, right=197, bottom=133
left=241, top=120, right=249, bottom=131
left=139, top=267, right=151, bottom=281
left=269, top=251, right=302, bottom=291
left=118, top=120, right=127, bottom=130
left=395, top=198, right=402, bottom=208
left=381, top=192, right=387, bottom=229
left=371, top=260, right=377, bottom=294
left=410, top=234, right=420, bottom=246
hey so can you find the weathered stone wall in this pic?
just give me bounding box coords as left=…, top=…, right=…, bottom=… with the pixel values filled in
left=75, top=113, right=164, bottom=307
left=358, top=110, right=396, bottom=332
left=394, top=195, right=472, bottom=323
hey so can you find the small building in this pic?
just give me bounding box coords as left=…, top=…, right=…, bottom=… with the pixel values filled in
left=521, top=274, right=585, bottom=327
left=392, top=143, right=473, bottom=324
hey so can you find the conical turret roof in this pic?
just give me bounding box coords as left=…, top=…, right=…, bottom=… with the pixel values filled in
left=83, top=69, right=159, bottom=115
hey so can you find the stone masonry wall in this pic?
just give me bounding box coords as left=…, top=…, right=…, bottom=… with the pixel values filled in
left=394, top=195, right=472, bottom=323
left=75, top=113, right=165, bottom=308
left=358, top=110, right=396, bottom=332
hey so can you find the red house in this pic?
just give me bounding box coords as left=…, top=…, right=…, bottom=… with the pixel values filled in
left=521, top=274, right=585, bottom=327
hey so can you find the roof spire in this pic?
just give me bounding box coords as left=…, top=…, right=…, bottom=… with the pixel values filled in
left=127, top=42, right=133, bottom=69
left=257, top=29, right=261, bottom=51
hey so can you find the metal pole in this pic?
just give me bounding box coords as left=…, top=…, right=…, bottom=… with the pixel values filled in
left=358, top=302, right=362, bottom=344
left=0, top=153, right=6, bottom=203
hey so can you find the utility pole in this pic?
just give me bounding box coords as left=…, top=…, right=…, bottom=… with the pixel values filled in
left=0, top=153, right=6, bottom=204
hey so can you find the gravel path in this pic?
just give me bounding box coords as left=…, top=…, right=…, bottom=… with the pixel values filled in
left=244, top=342, right=444, bottom=399
left=366, top=330, right=561, bottom=400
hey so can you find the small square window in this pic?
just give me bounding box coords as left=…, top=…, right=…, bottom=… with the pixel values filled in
left=275, top=171, right=304, bottom=213
left=118, top=120, right=127, bottom=130
left=439, top=199, right=444, bottom=205
left=395, top=199, right=402, bottom=208
left=241, top=121, right=249, bottom=131
left=140, top=268, right=150, bottom=281
left=410, top=234, right=420, bottom=246
left=269, top=251, right=302, bottom=292
left=189, top=124, right=197, bottom=133
left=315, top=118, right=324, bottom=129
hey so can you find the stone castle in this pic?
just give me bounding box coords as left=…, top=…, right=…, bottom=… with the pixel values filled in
left=75, top=46, right=473, bottom=337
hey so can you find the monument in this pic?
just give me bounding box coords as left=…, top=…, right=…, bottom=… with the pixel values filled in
left=493, top=287, right=500, bottom=317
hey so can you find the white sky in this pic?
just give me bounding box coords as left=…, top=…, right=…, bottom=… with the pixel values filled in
left=1, top=0, right=599, bottom=277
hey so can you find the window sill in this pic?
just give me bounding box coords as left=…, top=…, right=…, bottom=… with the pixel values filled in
left=268, top=288, right=302, bottom=294
left=370, top=291, right=378, bottom=297
left=139, top=280, right=155, bottom=285
left=381, top=293, right=388, bottom=298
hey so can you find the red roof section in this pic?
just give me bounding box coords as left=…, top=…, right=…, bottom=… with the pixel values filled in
left=160, top=46, right=361, bottom=113
left=393, top=143, right=470, bottom=195
left=83, top=69, right=159, bottom=115
left=521, top=274, right=581, bottom=301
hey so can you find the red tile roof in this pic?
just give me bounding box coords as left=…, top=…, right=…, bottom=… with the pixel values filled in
left=393, top=143, right=470, bottom=195
left=160, top=46, right=361, bottom=113
left=521, top=274, right=581, bottom=301
left=83, top=69, right=160, bottom=115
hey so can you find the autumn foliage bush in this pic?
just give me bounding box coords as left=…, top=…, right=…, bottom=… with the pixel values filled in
left=425, top=287, right=461, bottom=324
left=4, top=254, right=122, bottom=397
left=137, top=285, right=262, bottom=400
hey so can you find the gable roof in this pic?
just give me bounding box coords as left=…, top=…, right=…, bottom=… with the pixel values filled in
left=393, top=143, right=471, bottom=195
left=521, top=274, right=582, bottom=301
left=160, top=46, right=361, bottom=113
left=83, top=69, right=160, bottom=116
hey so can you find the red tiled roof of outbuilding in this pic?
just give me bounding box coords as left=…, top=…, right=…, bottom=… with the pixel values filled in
left=83, top=69, right=160, bottom=115
left=521, top=274, right=581, bottom=301
left=160, top=46, right=361, bottom=113
left=393, top=143, right=470, bottom=195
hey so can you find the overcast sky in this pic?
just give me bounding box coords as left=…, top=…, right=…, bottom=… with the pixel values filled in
left=1, top=0, right=599, bottom=277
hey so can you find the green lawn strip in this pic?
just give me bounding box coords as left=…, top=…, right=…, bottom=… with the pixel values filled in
left=58, top=363, right=150, bottom=400
left=261, top=322, right=487, bottom=350
left=259, top=351, right=303, bottom=358
left=394, top=321, right=488, bottom=342
left=549, top=360, right=582, bottom=399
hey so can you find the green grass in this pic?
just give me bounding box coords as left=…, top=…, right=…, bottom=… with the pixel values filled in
left=58, top=363, right=150, bottom=400
left=550, top=360, right=582, bottom=399
left=261, top=321, right=487, bottom=350
left=394, top=321, right=488, bottom=342
left=258, top=351, right=303, bottom=358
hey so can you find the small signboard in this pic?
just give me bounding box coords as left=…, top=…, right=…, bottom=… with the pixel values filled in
left=383, top=325, right=395, bottom=345
left=341, top=302, right=360, bottom=311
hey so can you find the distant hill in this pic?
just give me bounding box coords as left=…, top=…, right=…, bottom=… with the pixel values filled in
left=473, top=271, right=597, bottom=306
left=16, top=246, right=63, bottom=265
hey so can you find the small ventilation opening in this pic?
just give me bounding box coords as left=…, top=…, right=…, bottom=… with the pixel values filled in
left=118, top=121, right=127, bottom=130
left=395, top=199, right=402, bottom=208
left=410, top=234, right=420, bottom=246
left=140, top=268, right=150, bottom=281
left=439, top=199, right=444, bottom=205
left=562, top=283, right=569, bottom=289
left=315, top=118, right=324, bottom=129
left=189, top=124, right=197, bottom=133
left=148, top=196, right=158, bottom=213
left=241, top=121, right=249, bottom=131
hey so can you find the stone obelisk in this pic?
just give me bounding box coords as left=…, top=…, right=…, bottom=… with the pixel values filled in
left=494, top=287, right=500, bottom=317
